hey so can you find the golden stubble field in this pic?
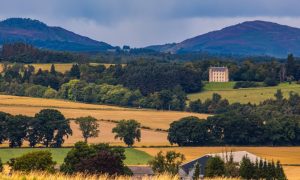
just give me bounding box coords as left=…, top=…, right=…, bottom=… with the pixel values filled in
left=0, top=94, right=208, bottom=146
left=0, top=95, right=209, bottom=130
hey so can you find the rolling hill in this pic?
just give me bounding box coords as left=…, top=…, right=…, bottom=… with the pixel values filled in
left=0, top=18, right=114, bottom=52
left=147, top=20, right=300, bottom=57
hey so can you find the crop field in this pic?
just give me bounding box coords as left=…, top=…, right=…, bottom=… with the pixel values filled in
left=0, top=63, right=117, bottom=73
left=137, top=146, right=300, bottom=180
left=189, top=82, right=300, bottom=104
left=0, top=95, right=209, bottom=131
left=0, top=148, right=152, bottom=165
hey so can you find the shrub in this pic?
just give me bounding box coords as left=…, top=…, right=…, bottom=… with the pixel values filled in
left=43, top=88, right=58, bottom=99
left=61, top=142, right=131, bottom=175
left=205, top=156, right=225, bottom=177
left=148, top=151, right=185, bottom=175
left=25, top=85, right=48, bottom=97
left=233, top=81, right=261, bottom=89
left=9, top=151, right=56, bottom=172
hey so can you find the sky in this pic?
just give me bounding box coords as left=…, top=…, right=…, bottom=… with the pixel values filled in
left=0, top=0, right=300, bottom=47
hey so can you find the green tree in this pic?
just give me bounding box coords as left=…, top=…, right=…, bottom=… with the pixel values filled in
left=75, top=116, right=100, bottom=143
left=112, top=120, right=141, bottom=147
left=239, top=156, right=255, bottom=179
left=50, top=64, right=56, bottom=76
left=8, top=151, right=56, bottom=172
left=0, top=112, right=10, bottom=144
left=168, top=116, right=207, bottom=146
left=275, top=89, right=284, bottom=101
left=193, top=162, right=201, bottom=180
left=205, top=156, right=225, bottom=177
left=286, top=54, right=296, bottom=77
left=61, top=142, right=131, bottom=175
left=148, top=151, right=185, bottom=175
left=35, top=109, right=72, bottom=147
left=7, top=115, right=29, bottom=147
left=69, top=64, right=81, bottom=79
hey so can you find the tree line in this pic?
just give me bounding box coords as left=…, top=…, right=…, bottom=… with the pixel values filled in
left=0, top=109, right=142, bottom=148
left=170, top=90, right=300, bottom=146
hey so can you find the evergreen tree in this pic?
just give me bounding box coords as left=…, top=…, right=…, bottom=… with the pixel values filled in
left=69, top=64, right=81, bottom=79
left=286, top=54, right=296, bottom=77
left=205, top=156, right=225, bottom=177
left=239, top=156, right=254, bottom=179
left=193, top=162, right=201, bottom=180
left=50, top=64, right=57, bottom=76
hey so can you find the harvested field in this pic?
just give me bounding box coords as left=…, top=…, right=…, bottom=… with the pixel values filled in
left=0, top=63, right=116, bottom=73
left=0, top=95, right=209, bottom=130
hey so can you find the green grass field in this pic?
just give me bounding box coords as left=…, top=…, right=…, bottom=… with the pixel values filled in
left=0, top=148, right=153, bottom=165
left=189, top=82, right=300, bottom=104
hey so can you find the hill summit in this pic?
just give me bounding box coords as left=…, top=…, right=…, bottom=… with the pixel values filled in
left=147, top=20, right=300, bottom=57
left=0, top=18, right=114, bottom=52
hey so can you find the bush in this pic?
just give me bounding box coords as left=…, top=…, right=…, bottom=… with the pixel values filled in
left=61, top=142, right=131, bottom=175
left=233, top=81, right=261, bottom=89
left=9, top=151, right=56, bottom=172
left=205, top=156, right=225, bottom=177
left=43, top=88, right=58, bottom=99
left=25, top=85, right=48, bottom=97
left=264, top=77, right=279, bottom=87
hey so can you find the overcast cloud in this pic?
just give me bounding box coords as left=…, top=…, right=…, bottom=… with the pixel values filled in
left=0, top=0, right=299, bottom=47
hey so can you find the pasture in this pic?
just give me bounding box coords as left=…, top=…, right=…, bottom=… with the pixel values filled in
left=0, top=63, right=116, bottom=73
left=189, top=82, right=300, bottom=104
left=0, top=148, right=152, bottom=165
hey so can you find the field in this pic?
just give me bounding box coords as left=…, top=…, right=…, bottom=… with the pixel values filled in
left=0, top=94, right=209, bottom=146
left=0, top=63, right=117, bottom=73
left=137, top=147, right=300, bottom=180
left=0, top=148, right=152, bottom=165
left=189, top=82, right=300, bottom=104
left=0, top=95, right=209, bottom=131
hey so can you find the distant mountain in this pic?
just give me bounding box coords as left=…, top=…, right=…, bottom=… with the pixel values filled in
left=0, top=18, right=114, bottom=52
left=146, top=21, right=300, bottom=57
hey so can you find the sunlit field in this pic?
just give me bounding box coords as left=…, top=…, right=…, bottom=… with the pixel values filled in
left=188, top=82, right=300, bottom=104
left=0, top=63, right=117, bottom=73
left=0, top=95, right=209, bottom=131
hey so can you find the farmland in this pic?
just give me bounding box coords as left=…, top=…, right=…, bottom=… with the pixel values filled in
left=0, top=95, right=209, bottom=131
left=188, top=82, right=300, bottom=104
left=0, top=63, right=117, bottom=73
left=0, top=94, right=210, bottom=146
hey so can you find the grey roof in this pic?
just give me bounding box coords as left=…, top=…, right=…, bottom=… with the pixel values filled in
left=180, top=151, right=261, bottom=175
left=209, top=67, right=228, bottom=70
left=180, top=155, right=210, bottom=174
left=128, top=166, right=154, bottom=175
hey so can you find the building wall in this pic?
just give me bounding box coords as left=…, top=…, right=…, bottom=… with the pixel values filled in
left=209, top=67, right=229, bottom=82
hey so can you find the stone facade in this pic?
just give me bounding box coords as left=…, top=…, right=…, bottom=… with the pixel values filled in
left=209, top=67, right=229, bottom=82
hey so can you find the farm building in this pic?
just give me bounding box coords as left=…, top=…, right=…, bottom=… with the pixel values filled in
left=209, top=67, right=229, bottom=82
left=179, top=151, right=261, bottom=180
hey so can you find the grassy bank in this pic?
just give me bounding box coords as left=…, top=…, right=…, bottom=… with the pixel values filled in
left=189, top=82, right=300, bottom=104
left=0, top=148, right=152, bottom=165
